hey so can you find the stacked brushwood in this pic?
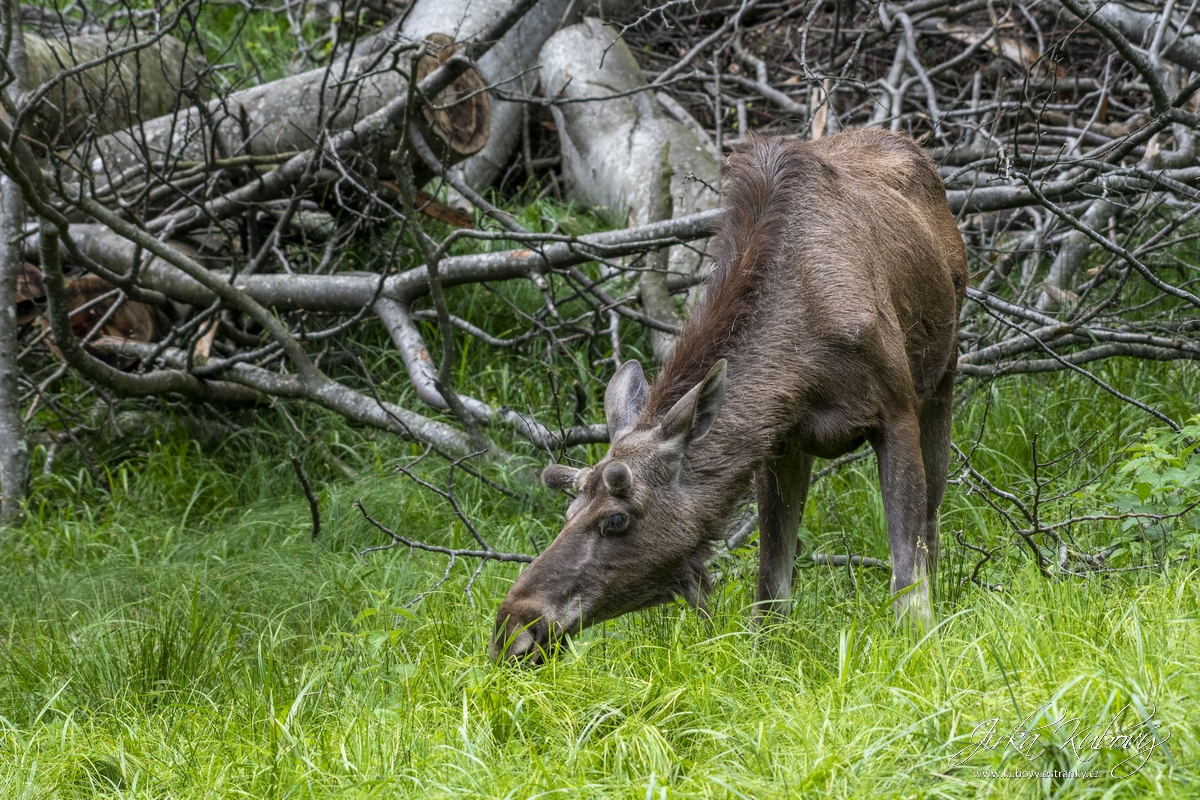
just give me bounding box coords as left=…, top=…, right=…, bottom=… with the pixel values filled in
left=2, top=0, right=1199, bottom=572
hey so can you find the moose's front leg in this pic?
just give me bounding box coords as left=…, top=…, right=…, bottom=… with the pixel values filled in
left=754, top=441, right=813, bottom=624
left=872, top=411, right=932, bottom=627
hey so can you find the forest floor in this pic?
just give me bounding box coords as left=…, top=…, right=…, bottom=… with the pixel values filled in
left=2, top=335, right=1197, bottom=798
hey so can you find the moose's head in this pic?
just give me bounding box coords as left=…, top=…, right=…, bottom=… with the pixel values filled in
left=491, top=359, right=728, bottom=663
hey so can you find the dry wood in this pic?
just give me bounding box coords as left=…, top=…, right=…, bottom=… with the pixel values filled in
left=540, top=18, right=719, bottom=280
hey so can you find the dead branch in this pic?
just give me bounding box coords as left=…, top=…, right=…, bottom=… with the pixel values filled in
left=290, top=453, right=321, bottom=541
left=355, top=449, right=533, bottom=606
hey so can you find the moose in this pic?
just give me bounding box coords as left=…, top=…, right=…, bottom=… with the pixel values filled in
left=493, top=129, right=968, bottom=663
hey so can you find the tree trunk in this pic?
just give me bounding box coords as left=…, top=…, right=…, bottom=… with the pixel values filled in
left=540, top=19, right=719, bottom=280
left=1, top=0, right=30, bottom=525
left=21, top=32, right=204, bottom=148
left=83, top=39, right=489, bottom=195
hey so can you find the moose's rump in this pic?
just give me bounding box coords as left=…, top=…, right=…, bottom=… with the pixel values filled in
left=764, top=131, right=966, bottom=403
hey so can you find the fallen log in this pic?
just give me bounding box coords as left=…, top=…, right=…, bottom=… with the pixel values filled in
left=540, top=18, right=719, bottom=267
left=125, top=0, right=542, bottom=235
left=397, top=0, right=577, bottom=188
left=538, top=18, right=719, bottom=361
left=81, top=36, right=488, bottom=198
left=21, top=32, right=204, bottom=148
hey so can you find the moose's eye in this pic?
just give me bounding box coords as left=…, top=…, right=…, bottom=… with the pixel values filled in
left=600, top=512, right=630, bottom=536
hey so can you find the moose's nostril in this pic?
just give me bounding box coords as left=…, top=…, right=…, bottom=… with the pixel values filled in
left=493, top=629, right=544, bottom=664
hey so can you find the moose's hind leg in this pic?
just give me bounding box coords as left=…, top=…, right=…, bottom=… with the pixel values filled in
left=917, top=365, right=956, bottom=603
left=871, top=410, right=931, bottom=627
left=754, top=441, right=813, bottom=624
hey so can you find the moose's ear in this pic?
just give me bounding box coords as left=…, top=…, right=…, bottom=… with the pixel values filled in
left=604, top=360, right=649, bottom=440
left=542, top=464, right=580, bottom=491
left=658, top=359, right=727, bottom=453
left=542, top=464, right=592, bottom=493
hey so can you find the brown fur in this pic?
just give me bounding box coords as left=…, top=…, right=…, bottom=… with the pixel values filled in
left=493, top=130, right=968, bottom=663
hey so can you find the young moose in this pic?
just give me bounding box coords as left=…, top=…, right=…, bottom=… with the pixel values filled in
left=493, top=130, right=968, bottom=663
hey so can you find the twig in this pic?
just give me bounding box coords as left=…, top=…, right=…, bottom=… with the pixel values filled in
left=808, top=553, right=890, bottom=568
left=354, top=450, right=534, bottom=606
left=289, top=453, right=321, bottom=540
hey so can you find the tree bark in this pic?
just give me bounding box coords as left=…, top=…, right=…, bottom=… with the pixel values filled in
left=1, top=0, right=30, bottom=525
left=540, top=18, right=719, bottom=280
left=21, top=32, right=204, bottom=147
left=39, top=209, right=723, bottom=314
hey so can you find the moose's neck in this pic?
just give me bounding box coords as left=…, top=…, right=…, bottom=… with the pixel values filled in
left=675, top=369, right=795, bottom=540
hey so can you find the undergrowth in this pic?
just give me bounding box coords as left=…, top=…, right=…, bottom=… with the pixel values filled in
left=3, top=318, right=1198, bottom=797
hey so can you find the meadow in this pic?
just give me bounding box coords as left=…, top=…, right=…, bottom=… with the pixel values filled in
left=2, top=333, right=1197, bottom=798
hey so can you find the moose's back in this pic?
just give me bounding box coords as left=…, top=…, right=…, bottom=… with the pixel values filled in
left=795, top=130, right=968, bottom=402
left=659, top=130, right=968, bottom=458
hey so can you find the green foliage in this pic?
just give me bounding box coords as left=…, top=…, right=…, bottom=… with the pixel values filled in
left=1110, top=417, right=1200, bottom=515
left=1086, top=418, right=1200, bottom=566
left=186, top=3, right=317, bottom=86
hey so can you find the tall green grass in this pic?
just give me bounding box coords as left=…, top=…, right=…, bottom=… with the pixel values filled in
left=2, top=351, right=1197, bottom=797
left=8, top=183, right=1200, bottom=795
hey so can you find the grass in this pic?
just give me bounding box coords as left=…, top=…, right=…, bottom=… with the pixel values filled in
left=2, top=352, right=1198, bottom=798
left=8, top=184, right=1200, bottom=796
left=10, top=158, right=1200, bottom=793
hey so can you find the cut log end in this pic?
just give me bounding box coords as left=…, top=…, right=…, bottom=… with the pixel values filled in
left=38, top=272, right=158, bottom=368
left=417, top=34, right=491, bottom=160
left=66, top=274, right=157, bottom=344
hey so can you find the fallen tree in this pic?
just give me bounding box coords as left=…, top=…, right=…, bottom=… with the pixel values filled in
left=22, top=31, right=204, bottom=148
